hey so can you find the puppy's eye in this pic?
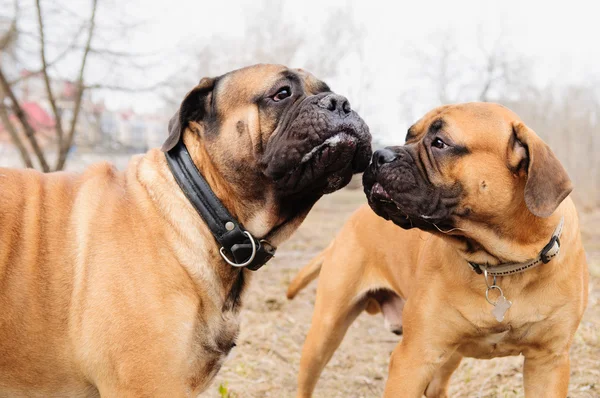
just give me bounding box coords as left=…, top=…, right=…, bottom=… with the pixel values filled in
left=272, top=86, right=291, bottom=102
left=431, top=137, right=448, bottom=149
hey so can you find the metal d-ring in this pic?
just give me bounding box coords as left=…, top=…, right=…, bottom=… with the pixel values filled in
left=483, top=268, right=502, bottom=305
left=485, top=285, right=504, bottom=306
left=219, top=231, right=257, bottom=268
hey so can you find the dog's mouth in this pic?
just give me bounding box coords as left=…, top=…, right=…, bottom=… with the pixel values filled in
left=300, top=132, right=357, bottom=164
left=363, top=157, right=460, bottom=232
left=367, top=182, right=418, bottom=228
left=262, top=98, right=372, bottom=198
left=274, top=131, right=363, bottom=195
left=368, top=182, right=448, bottom=230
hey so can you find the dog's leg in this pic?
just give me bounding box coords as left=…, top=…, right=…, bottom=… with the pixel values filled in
left=523, top=352, right=570, bottom=397
left=423, top=352, right=462, bottom=398
left=296, top=282, right=367, bottom=397
left=383, top=342, right=452, bottom=398
left=383, top=300, right=455, bottom=398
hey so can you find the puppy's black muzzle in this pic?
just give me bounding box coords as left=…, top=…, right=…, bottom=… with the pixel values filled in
left=363, top=146, right=460, bottom=231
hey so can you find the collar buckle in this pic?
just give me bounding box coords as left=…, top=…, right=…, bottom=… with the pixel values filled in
left=540, top=235, right=560, bottom=264
left=220, top=231, right=277, bottom=271
left=220, top=231, right=258, bottom=268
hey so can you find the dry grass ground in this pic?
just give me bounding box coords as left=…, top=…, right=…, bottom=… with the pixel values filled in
left=209, top=188, right=600, bottom=398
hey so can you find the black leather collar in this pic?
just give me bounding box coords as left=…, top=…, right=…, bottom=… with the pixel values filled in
left=165, top=140, right=276, bottom=271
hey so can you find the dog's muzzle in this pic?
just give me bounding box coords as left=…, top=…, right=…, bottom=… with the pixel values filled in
left=363, top=146, right=460, bottom=231
left=261, top=92, right=372, bottom=198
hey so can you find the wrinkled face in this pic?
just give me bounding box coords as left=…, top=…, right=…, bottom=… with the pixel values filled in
left=363, top=106, right=473, bottom=232
left=259, top=82, right=372, bottom=197
left=363, top=103, right=571, bottom=248
left=165, top=64, right=372, bottom=201
left=248, top=66, right=372, bottom=197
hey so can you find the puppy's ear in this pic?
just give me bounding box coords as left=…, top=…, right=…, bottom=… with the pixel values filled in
left=161, top=77, right=216, bottom=152
left=508, top=121, right=572, bottom=218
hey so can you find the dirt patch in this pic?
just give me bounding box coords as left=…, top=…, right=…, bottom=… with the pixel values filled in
left=209, top=189, right=600, bottom=397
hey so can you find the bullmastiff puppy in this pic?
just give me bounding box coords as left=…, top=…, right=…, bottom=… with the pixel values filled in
left=287, top=103, right=588, bottom=397
left=0, top=64, right=371, bottom=397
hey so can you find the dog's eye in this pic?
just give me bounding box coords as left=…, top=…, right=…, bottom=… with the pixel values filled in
left=431, top=137, right=448, bottom=149
left=272, top=86, right=291, bottom=102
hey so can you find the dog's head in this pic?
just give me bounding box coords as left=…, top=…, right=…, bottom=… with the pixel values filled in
left=163, top=64, right=372, bottom=242
left=363, top=103, right=572, bottom=261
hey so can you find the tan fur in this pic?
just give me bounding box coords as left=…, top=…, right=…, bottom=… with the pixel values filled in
left=0, top=65, right=338, bottom=397
left=289, top=103, right=589, bottom=398
left=286, top=243, right=331, bottom=299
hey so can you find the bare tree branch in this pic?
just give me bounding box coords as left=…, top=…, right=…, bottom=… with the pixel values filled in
left=0, top=67, right=50, bottom=171
left=88, top=47, right=161, bottom=58
left=2, top=0, right=160, bottom=171
left=56, top=0, right=98, bottom=170
left=0, top=1, right=33, bottom=168
left=7, top=21, right=86, bottom=85
left=84, top=81, right=168, bottom=92
left=0, top=11, right=16, bottom=51
left=0, top=94, right=34, bottom=168
left=35, top=0, right=66, bottom=154
left=476, top=30, right=504, bottom=102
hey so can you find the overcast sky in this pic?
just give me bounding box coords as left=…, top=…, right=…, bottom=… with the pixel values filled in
left=91, top=0, right=597, bottom=142
left=15, top=0, right=598, bottom=144
left=118, top=0, right=599, bottom=82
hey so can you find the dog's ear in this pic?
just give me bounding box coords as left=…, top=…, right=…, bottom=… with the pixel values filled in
left=508, top=121, right=572, bottom=218
left=161, top=77, right=216, bottom=152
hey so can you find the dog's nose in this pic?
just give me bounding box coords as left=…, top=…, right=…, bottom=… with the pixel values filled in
left=372, top=149, right=397, bottom=170
left=318, top=94, right=351, bottom=114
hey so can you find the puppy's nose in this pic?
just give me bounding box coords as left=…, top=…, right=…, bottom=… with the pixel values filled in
left=372, top=149, right=397, bottom=170
left=318, top=94, right=351, bottom=114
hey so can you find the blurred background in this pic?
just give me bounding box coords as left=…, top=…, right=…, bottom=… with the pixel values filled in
left=0, top=0, right=598, bottom=208
left=0, top=1, right=598, bottom=396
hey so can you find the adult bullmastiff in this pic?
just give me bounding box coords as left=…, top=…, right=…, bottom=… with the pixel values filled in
left=0, top=64, right=371, bottom=397
left=287, top=103, right=588, bottom=397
